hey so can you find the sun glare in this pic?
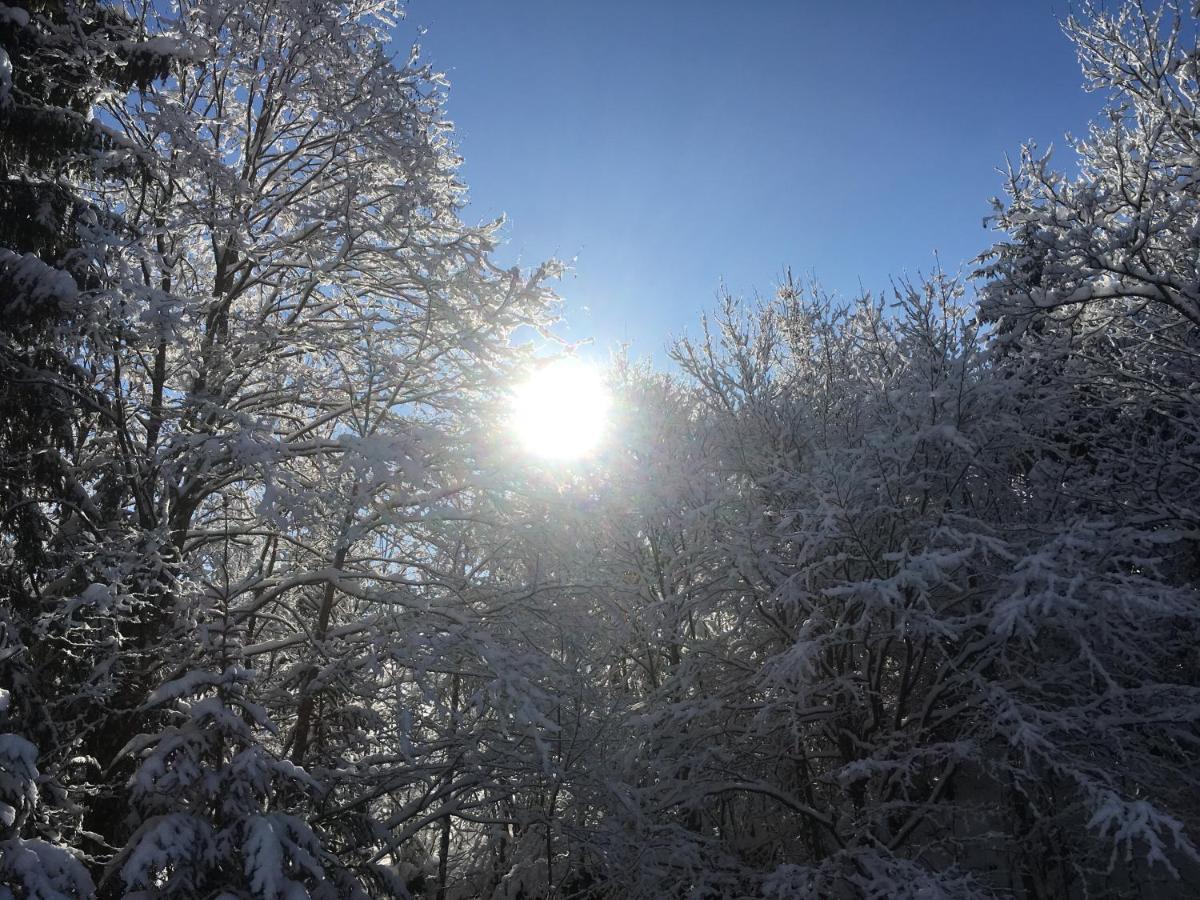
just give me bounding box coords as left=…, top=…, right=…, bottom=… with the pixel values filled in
left=511, top=358, right=612, bottom=460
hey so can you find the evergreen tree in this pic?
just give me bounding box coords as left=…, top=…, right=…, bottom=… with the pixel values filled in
left=0, top=2, right=173, bottom=893
left=0, top=0, right=169, bottom=590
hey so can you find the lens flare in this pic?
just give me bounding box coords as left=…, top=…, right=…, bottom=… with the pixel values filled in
left=511, top=358, right=611, bottom=459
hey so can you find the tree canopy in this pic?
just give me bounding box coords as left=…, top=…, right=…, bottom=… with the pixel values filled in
left=1, top=1, right=1198, bottom=898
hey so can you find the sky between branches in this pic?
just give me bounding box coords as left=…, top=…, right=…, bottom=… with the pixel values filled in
left=410, top=0, right=1104, bottom=364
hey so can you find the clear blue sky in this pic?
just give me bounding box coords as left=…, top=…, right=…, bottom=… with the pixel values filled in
left=406, top=1, right=1103, bottom=363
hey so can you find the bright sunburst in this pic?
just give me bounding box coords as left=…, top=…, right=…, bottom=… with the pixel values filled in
left=511, top=358, right=612, bottom=459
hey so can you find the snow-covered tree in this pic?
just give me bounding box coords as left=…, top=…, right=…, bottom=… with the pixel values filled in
left=85, top=0, right=558, bottom=890
left=566, top=267, right=1198, bottom=897
left=980, top=0, right=1200, bottom=331
left=0, top=1, right=176, bottom=889
left=0, top=0, right=171, bottom=592
left=9, top=0, right=559, bottom=891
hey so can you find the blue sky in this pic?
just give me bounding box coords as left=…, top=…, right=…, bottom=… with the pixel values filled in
left=407, top=1, right=1104, bottom=363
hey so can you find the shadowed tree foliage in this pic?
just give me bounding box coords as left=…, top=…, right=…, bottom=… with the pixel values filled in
left=1, top=2, right=173, bottom=897
left=0, top=0, right=170, bottom=596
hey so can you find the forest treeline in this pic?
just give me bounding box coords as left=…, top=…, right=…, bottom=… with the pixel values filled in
left=1, top=0, right=1198, bottom=897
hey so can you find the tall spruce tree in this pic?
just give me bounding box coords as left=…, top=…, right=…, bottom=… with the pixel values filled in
left=0, top=2, right=173, bottom=894
left=0, top=0, right=169, bottom=590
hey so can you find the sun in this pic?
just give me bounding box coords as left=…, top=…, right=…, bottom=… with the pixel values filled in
left=511, top=357, right=612, bottom=460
